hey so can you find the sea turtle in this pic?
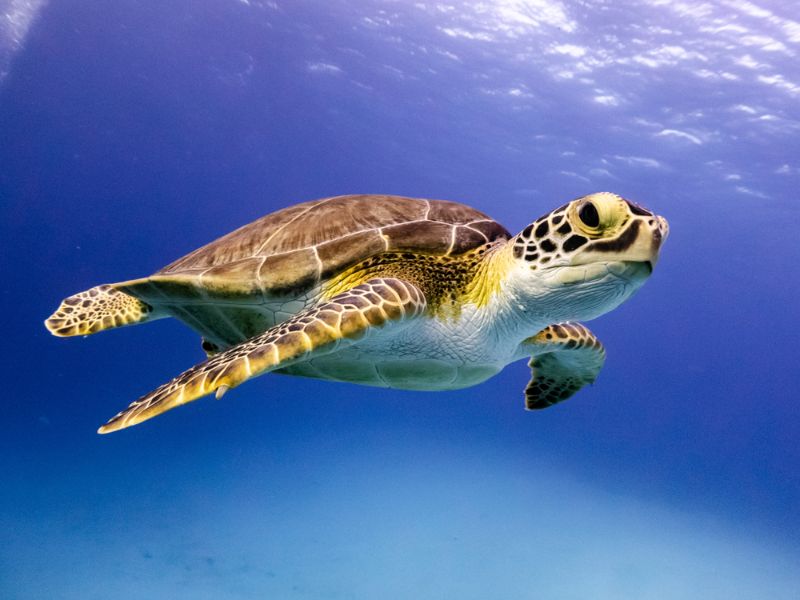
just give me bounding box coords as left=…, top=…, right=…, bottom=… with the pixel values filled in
left=45, top=193, right=668, bottom=434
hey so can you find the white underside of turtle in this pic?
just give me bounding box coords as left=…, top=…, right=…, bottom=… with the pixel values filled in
left=45, top=193, right=668, bottom=433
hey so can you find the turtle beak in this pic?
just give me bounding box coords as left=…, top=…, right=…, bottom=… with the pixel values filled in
left=648, top=215, right=669, bottom=267
left=653, top=215, right=669, bottom=245
left=624, top=199, right=669, bottom=254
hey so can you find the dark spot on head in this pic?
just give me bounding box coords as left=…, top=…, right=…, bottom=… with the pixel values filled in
left=557, top=222, right=572, bottom=235
left=513, top=245, right=523, bottom=258
left=535, top=221, right=549, bottom=238
left=562, top=235, right=588, bottom=252
left=540, top=256, right=551, bottom=264
left=591, top=220, right=641, bottom=252
left=521, top=224, right=534, bottom=238
left=524, top=252, right=539, bottom=261
left=540, top=239, right=556, bottom=253
left=552, top=214, right=563, bottom=225
left=627, top=201, right=652, bottom=216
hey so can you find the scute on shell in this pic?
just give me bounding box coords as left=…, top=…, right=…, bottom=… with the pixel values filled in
left=124, top=195, right=510, bottom=300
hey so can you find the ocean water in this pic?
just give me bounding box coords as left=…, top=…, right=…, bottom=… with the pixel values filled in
left=1, top=1, right=799, bottom=598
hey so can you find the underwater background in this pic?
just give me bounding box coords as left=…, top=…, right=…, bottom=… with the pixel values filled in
left=1, top=1, right=799, bottom=598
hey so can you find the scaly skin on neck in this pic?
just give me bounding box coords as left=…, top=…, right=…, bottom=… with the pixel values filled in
left=321, top=239, right=513, bottom=315
left=461, top=237, right=555, bottom=348
left=461, top=239, right=517, bottom=309
left=321, top=233, right=550, bottom=349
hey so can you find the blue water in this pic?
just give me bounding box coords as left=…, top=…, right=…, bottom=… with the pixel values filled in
left=2, top=1, right=799, bottom=598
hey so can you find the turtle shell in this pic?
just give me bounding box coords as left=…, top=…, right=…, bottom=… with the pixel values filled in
left=125, top=195, right=510, bottom=301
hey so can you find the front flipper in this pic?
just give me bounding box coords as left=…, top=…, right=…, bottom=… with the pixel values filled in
left=98, top=278, right=426, bottom=433
left=521, top=322, right=606, bottom=410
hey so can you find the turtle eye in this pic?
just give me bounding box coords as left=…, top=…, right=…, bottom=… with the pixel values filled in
left=578, top=202, right=600, bottom=228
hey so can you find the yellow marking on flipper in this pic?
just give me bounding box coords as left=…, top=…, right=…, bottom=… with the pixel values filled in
left=45, top=284, right=156, bottom=337
left=522, top=322, right=606, bottom=410
left=97, top=278, right=426, bottom=433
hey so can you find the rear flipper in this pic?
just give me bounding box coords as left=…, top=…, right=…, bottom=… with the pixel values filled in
left=45, top=284, right=158, bottom=337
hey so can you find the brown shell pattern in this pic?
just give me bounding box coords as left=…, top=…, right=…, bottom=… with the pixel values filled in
left=150, top=195, right=510, bottom=296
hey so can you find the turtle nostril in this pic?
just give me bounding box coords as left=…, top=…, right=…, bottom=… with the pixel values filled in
left=658, top=217, right=669, bottom=240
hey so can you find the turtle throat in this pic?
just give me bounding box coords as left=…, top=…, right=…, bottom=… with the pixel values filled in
left=501, top=258, right=649, bottom=334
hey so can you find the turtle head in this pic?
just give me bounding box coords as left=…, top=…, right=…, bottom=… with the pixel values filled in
left=509, top=192, right=668, bottom=322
